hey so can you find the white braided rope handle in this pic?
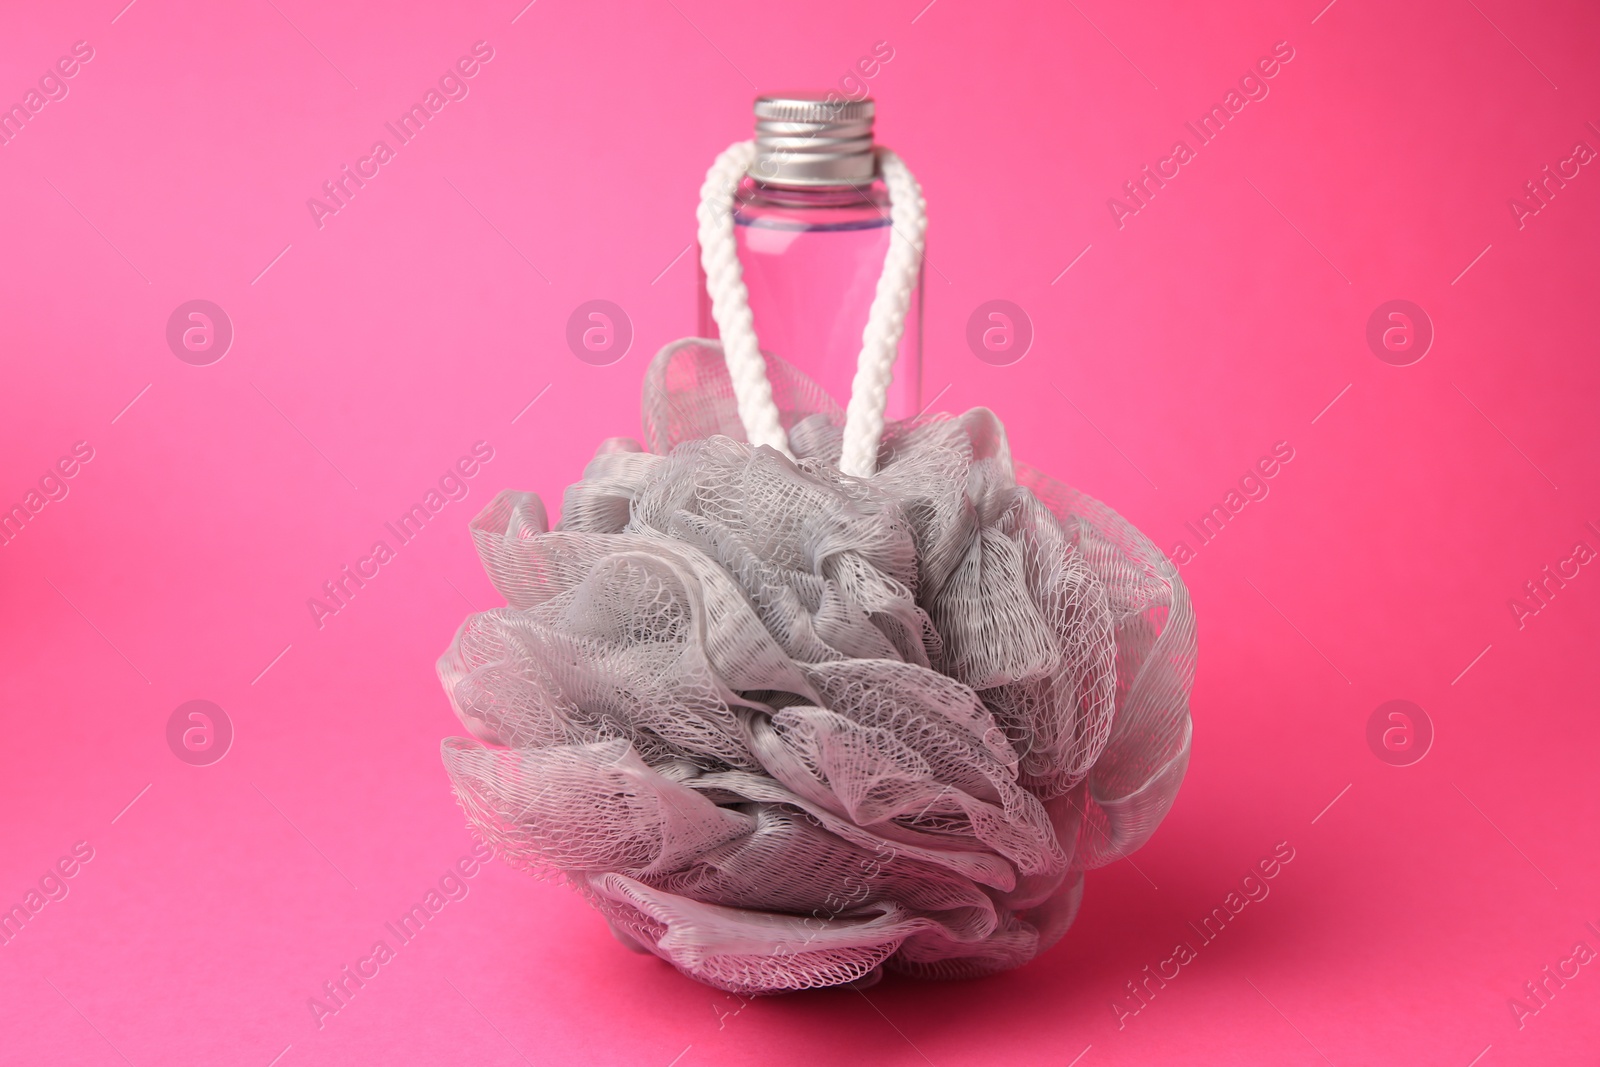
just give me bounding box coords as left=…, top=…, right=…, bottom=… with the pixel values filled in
left=696, top=140, right=927, bottom=477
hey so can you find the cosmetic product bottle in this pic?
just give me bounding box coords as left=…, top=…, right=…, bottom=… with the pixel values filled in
left=696, top=93, right=923, bottom=421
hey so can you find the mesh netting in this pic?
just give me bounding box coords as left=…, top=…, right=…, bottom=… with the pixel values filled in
left=439, top=339, right=1195, bottom=995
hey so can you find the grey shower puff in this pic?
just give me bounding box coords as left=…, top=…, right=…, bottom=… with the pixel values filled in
left=438, top=339, right=1195, bottom=995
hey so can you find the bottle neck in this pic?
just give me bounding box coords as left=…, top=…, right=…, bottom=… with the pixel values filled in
left=737, top=176, right=891, bottom=220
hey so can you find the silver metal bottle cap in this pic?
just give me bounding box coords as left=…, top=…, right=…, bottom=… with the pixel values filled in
left=750, top=93, right=877, bottom=187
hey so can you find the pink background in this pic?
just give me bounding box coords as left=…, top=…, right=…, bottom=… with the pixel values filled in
left=3, top=0, right=1598, bottom=1064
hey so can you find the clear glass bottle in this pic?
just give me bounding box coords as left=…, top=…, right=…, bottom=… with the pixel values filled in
left=696, top=94, right=923, bottom=422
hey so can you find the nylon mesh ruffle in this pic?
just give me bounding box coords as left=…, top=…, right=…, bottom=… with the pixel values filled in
left=438, top=339, right=1195, bottom=994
